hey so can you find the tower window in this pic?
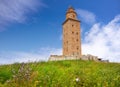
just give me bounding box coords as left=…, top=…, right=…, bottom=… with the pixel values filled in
left=76, top=32, right=78, bottom=35
left=77, top=47, right=79, bottom=50
left=72, top=25, right=74, bottom=27
left=72, top=31, right=74, bottom=34
left=76, top=39, right=79, bottom=42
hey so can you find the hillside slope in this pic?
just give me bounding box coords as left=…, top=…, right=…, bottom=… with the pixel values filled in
left=0, top=60, right=120, bottom=87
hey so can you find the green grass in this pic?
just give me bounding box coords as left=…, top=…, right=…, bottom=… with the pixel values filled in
left=0, top=60, right=120, bottom=87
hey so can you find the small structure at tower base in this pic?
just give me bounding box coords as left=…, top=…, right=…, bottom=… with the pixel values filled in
left=49, top=55, right=80, bottom=61
left=49, top=54, right=109, bottom=62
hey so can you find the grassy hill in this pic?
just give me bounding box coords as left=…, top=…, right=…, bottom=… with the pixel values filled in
left=0, top=60, right=120, bottom=87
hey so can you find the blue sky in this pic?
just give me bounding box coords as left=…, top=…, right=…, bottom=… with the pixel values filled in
left=0, top=0, right=120, bottom=64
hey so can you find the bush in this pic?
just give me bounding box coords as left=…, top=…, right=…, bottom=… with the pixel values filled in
left=5, top=63, right=39, bottom=87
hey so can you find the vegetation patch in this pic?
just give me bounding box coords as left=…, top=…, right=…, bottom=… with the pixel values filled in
left=0, top=60, right=120, bottom=87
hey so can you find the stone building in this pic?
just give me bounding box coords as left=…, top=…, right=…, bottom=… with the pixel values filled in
left=49, top=7, right=108, bottom=62
left=62, top=7, right=81, bottom=57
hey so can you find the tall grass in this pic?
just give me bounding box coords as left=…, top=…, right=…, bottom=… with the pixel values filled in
left=0, top=60, right=120, bottom=87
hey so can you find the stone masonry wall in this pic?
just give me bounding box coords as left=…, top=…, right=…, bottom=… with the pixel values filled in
left=49, top=54, right=109, bottom=62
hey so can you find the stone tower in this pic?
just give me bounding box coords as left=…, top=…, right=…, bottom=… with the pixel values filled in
left=49, top=7, right=104, bottom=62
left=62, top=6, right=81, bottom=56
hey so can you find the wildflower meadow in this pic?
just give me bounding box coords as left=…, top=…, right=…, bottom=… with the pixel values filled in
left=0, top=60, right=120, bottom=87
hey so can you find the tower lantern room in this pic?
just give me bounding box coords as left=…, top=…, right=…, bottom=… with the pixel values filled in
left=66, top=6, right=77, bottom=20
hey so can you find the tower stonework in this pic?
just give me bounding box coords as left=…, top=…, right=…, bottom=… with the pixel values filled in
left=62, top=7, right=82, bottom=56
left=49, top=7, right=104, bottom=62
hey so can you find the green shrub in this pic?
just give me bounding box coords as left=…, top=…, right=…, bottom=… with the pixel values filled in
left=5, top=63, right=39, bottom=87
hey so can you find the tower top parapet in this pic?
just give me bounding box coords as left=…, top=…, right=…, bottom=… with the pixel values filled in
left=66, top=6, right=75, bottom=13
left=66, top=6, right=77, bottom=20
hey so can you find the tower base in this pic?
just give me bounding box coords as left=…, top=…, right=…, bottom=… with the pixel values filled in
left=49, top=54, right=109, bottom=62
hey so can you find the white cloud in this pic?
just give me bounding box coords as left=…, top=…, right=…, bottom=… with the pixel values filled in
left=0, top=47, right=62, bottom=64
left=1, top=6, right=120, bottom=64
left=82, top=15, right=120, bottom=62
left=76, top=9, right=96, bottom=24
left=0, top=0, right=45, bottom=31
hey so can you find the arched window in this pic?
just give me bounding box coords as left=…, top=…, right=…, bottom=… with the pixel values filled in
left=72, top=31, right=74, bottom=34
left=76, top=39, right=79, bottom=42
left=76, top=32, right=78, bottom=35
left=77, top=47, right=79, bottom=50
